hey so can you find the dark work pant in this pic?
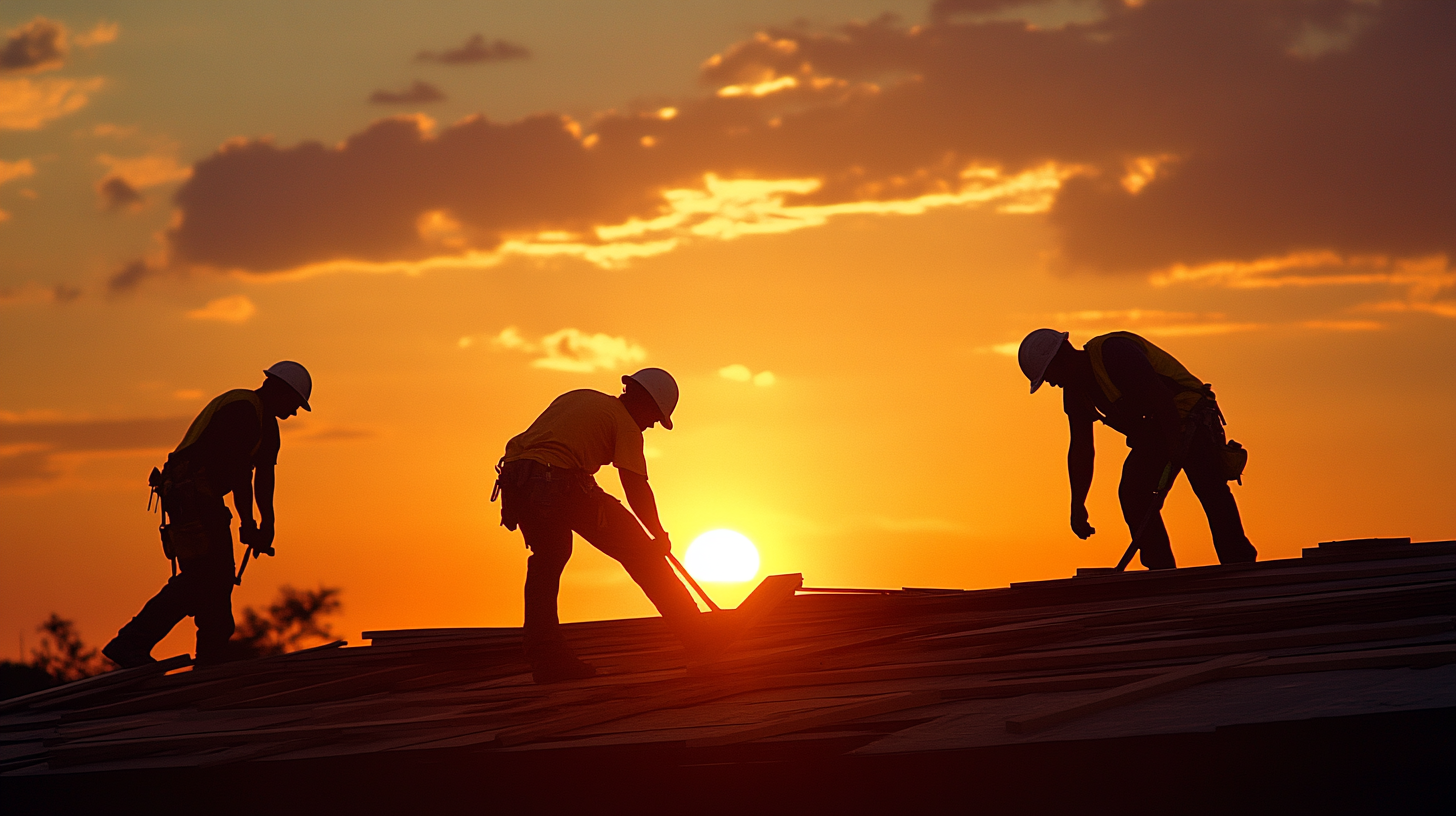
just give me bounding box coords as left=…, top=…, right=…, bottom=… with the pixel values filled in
left=505, top=469, right=699, bottom=655
left=115, top=505, right=237, bottom=663
left=1119, top=425, right=1258, bottom=570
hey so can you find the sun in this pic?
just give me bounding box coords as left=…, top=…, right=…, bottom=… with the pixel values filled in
left=684, top=529, right=760, bottom=583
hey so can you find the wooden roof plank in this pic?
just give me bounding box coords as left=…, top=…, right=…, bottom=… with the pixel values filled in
left=686, top=690, right=943, bottom=748
left=1005, top=653, right=1265, bottom=734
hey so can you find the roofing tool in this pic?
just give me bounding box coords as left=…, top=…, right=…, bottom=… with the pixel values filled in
left=668, top=552, right=722, bottom=612
left=235, top=544, right=256, bottom=586
left=1078, top=461, right=1176, bottom=577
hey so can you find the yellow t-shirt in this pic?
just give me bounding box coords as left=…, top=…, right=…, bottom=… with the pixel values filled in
left=503, top=390, right=648, bottom=476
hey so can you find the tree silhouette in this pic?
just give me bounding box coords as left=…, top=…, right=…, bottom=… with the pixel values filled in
left=230, top=585, right=342, bottom=659
left=29, top=614, right=107, bottom=683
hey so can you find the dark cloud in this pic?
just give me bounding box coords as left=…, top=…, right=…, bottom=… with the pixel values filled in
left=51, top=283, right=80, bottom=303
left=0, top=449, right=57, bottom=483
left=0, top=416, right=186, bottom=485
left=0, top=417, right=186, bottom=451
left=368, top=80, right=445, bottom=105
left=0, top=17, right=66, bottom=73
left=415, top=34, right=529, bottom=65
left=167, top=1, right=1454, bottom=275
left=107, top=259, right=154, bottom=294
left=98, top=175, right=142, bottom=210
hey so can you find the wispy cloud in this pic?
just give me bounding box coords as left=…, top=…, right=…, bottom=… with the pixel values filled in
left=95, top=151, right=192, bottom=210
left=369, top=80, right=445, bottom=105
left=0, top=158, right=35, bottom=185
left=0, top=415, right=186, bottom=487
left=415, top=34, right=529, bottom=65
left=0, top=76, right=105, bottom=130
left=185, top=295, right=256, bottom=324
left=0, top=282, right=82, bottom=306
left=476, top=326, right=647, bottom=373
left=719, top=364, right=776, bottom=386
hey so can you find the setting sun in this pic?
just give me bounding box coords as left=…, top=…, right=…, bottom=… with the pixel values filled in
left=684, top=529, right=760, bottom=583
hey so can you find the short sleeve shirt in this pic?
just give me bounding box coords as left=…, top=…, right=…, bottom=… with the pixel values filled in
left=503, top=390, right=648, bottom=476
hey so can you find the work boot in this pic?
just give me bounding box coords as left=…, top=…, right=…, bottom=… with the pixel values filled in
left=102, top=637, right=157, bottom=670
left=529, top=651, right=598, bottom=684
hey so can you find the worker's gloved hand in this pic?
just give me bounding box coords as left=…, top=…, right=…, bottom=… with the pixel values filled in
left=1070, top=505, right=1096, bottom=540
left=652, top=532, right=671, bottom=557
left=255, top=523, right=276, bottom=556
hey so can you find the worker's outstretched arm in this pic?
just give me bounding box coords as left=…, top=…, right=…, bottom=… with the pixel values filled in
left=251, top=463, right=277, bottom=553
left=1068, top=417, right=1096, bottom=539
left=619, top=468, right=669, bottom=553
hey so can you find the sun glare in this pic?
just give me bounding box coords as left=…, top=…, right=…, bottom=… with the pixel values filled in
left=684, top=529, right=760, bottom=583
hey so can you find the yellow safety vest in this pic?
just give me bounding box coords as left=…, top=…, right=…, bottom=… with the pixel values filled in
left=1085, top=332, right=1207, bottom=419
left=174, top=389, right=267, bottom=459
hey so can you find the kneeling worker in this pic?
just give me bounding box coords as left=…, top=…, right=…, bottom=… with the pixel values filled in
left=104, top=362, right=312, bottom=668
left=495, top=368, right=704, bottom=683
left=1018, top=330, right=1255, bottom=570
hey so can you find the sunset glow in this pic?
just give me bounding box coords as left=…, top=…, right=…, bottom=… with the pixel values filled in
left=684, top=530, right=760, bottom=583
left=0, top=1, right=1450, bottom=665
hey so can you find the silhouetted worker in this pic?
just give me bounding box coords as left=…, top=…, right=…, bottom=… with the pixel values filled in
left=1018, top=330, right=1256, bottom=570
left=103, top=362, right=312, bottom=668
left=494, top=368, right=705, bottom=683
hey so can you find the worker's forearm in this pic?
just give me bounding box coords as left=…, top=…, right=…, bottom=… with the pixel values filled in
left=1068, top=425, right=1094, bottom=507
left=233, top=480, right=255, bottom=527
left=623, top=479, right=666, bottom=539
left=253, top=466, right=275, bottom=526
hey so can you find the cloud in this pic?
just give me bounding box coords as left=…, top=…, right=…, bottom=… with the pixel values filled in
left=185, top=294, right=256, bottom=323
left=719, top=364, right=776, bottom=386
left=0, top=158, right=34, bottom=185
left=1299, top=319, right=1384, bottom=332
left=73, top=22, right=118, bottom=49
left=97, top=152, right=191, bottom=187
left=0, top=281, right=82, bottom=306
left=415, top=34, right=530, bottom=65
left=97, top=175, right=141, bottom=210
left=369, top=80, right=445, bottom=105
left=106, top=259, right=156, bottom=294
left=164, top=1, right=1452, bottom=281
left=1, top=18, right=66, bottom=74
left=95, top=151, right=191, bottom=209
left=0, top=416, right=187, bottom=485
left=486, top=326, right=647, bottom=373
left=0, top=76, right=105, bottom=129
left=0, top=416, right=185, bottom=488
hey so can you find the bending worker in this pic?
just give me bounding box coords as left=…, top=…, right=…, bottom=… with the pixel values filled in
left=103, top=362, right=312, bottom=668
left=1018, top=330, right=1255, bottom=570
left=494, top=368, right=705, bottom=683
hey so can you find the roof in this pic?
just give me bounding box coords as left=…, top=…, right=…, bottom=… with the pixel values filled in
left=3, top=536, right=1455, bottom=812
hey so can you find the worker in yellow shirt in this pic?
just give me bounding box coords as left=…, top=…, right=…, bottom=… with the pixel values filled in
left=494, top=368, right=702, bottom=683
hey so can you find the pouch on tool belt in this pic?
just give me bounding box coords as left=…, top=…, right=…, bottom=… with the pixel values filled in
left=161, top=520, right=210, bottom=560
left=1221, top=440, right=1248, bottom=484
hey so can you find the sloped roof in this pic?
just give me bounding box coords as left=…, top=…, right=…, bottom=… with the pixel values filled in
left=3, top=537, right=1454, bottom=810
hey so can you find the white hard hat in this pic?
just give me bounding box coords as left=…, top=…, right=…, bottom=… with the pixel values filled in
left=264, top=361, right=312, bottom=410
left=1018, top=329, right=1069, bottom=394
left=623, top=368, right=678, bottom=429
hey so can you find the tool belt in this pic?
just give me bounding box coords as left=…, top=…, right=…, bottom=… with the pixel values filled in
left=1188, top=388, right=1248, bottom=484
left=492, top=458, right=595, bottom=533
left=149, top=464, right=230, bottom=569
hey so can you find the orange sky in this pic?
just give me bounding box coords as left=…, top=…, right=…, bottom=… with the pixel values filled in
left=2, top=1, right=1453, bottom=662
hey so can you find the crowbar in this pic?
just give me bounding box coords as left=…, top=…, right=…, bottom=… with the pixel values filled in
left=668, top=552, right=723, bottom=612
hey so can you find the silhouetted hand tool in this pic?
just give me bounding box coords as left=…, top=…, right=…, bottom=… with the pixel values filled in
left=668, top=552, right=723, bottom=612
left=1112, top=461, right=1176, bottom=572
